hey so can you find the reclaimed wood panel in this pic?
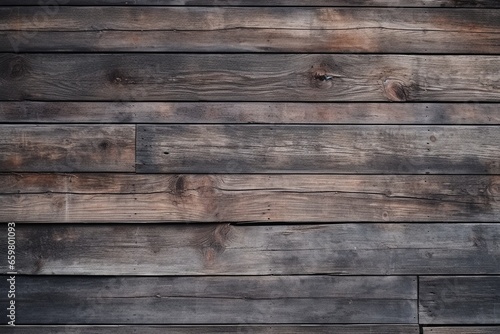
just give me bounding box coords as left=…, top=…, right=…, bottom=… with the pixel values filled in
left=0, top=276, right=417, bottom=324
left=0, top=125, right=135, bottom=172
left=2, top=223, right=499, bottom=275
left=424, top=327, right=500, bottom=334
left=1, top=174, right=498, bottom=222
left=2, top=7, right=499, bottom=53
left=2, top=54, right=499, bottom=101
left=2, top=102, right=500, bottom=124
left=137, top=125, right=500, bottom=174
left=420, top=276, right=500, bottom=324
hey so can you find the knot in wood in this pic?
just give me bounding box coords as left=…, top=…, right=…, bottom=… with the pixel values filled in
left=8, top=56, right=29, bottom=79
left=383, top=79, right=410, bottom=102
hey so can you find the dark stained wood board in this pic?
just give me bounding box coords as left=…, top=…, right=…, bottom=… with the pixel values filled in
left=2, top=54, right=499, bottom=101
left=0, top=275, right=417, bottom=324
left=1, top=174, right=498, bottom=223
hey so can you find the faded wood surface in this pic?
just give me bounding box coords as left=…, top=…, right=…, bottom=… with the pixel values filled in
left=2, top=102, right=499, bottom=124
left=137, top=125, right=500, bottom=174
left=0, top=125, right=135, bottom=172
left=420, top=276, right=500, bottom=324
left=1, top=174, right=499, bottom=222
left=1, top=223, right=498, bottom=275
left=424, top=327, right=500, bottom=334
left=0, top=275, right=417, bottom=324
left=2, top=54, right=499, bottom=102
left=2, top=7, right=499, bottom=53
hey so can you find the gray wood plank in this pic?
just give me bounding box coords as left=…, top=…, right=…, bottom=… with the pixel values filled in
left=1, top=54, right=499, bottom=101
left=2, top=102, right=499, bottom=124
left=420, top=276, right=500, bottom=324
left=424, top=327, right=500, bottom=334
left=1, top=223, right=499, bottom=275
left=0, top=174, right=499, bottom=222
left=0, top=125, right=135, bottom=172
left=137, top=125, right=500, bottom=174
left=0, top=276, right=417, bottom=324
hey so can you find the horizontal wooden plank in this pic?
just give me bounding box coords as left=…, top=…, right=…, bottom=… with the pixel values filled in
left=0, top=125, right=135, bottom=172
left=137, top=125, right=500, bottom=174
left=1, top=174, right=499, bottom=222
left=2, top=7, right=498, bottom=53
left=424, top=327, right=500, bottom=334
left=2, top=223, right=499, bottom=275
left=2, top=102, right=500, bottom=124
left=420, top=276, right=500, bottom=324
left=1, top=54, right=499, bottom=101
left=0, top=276, right=417, bottom=324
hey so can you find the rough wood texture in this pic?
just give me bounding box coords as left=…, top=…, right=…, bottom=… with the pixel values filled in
left=420, top=276, right=500, bottom=324
left=1, top=174, right=499, bottom=222
left=424, top=327, right=500, bottom=334
left=0, top=276, right=417, bottom=325
left=1, top=223, right=499, bottom=275
left=2, top=54, right=499, bottom=101
left=0, top=125, right=135, bottom=172
left=137, top=125, right=500, bottom=174
left=2, top=7, right=498, bottom=53
left=2, top=102, right=499, bottom=124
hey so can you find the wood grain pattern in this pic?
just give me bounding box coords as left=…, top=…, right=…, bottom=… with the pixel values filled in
left=0, top=276, right=417, bottom=324
left=137, top=125, right=500, bottom=174
left=2, top=223, right=499, bottom=275
left=2, top=7, right=498, bottom=53
left=2, top=54, right=499, bottom=101
left=1, top=174, right=499, bottom=222
left=2, top=102, right=499, bottom=124
left=424, top=327, right=500, bottom=334
left=420, top=276, right=500, bottom=324
left=0, top=125, right=135, bottom=172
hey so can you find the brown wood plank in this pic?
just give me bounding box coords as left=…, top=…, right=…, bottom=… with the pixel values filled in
left=0, top=276, right=417, bottom=324
left=137, top=125, right=500, bottom=174
left=0, top=174, right=498, bottom=222
left=2, top=223, right=499, bottom=275
left=1, top=7, right=498, bottom=53
left=420, top=276, right=500, bottom=324
left=1, top=54, right=499, bottom=101
left=0, top=125, right=135, bottom=172
left=2, top=102, right=499, bottom=124
left=424, top=327, right=500, bottom=334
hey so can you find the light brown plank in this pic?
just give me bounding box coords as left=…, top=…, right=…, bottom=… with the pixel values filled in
left=0, top=125, right=135, bottom=172
left=137, top=125, right=500, bottom=174
left=1, top=54, right=499, bottom=101
left=0, top=174, right=498, bottom=222
left=420, top=276, right=500, bottom=324
left=0, top=276, right=417, bottom=324
left=424, top=327, right=500, bottom=334
left=1, top=102, right=499, bottom=124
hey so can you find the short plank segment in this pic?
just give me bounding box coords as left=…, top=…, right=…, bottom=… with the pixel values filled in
left=137, top=125, right=500, bottom=174
left=2, top=7, right=499, bottom=53
left=0, top=125, right=135, bottom=172
left=1, top=223, right=499, bottom=275
left=2, top=102, right=499, bottom=124
left=0, top=174, right=499, bottom=222
left=2, top=54, right=499, bottom=101
left=420, top=276, right=500, bottom=324
left=424, top=327, right=500, bottom=334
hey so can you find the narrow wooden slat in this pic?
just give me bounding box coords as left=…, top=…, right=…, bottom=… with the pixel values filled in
left=1, top=54, right=499, bottom=101
left=1, top=223, right=499, bottom=275
left=424, top=327, right=500, bottom=334
left=0, top=276, right=417, bottom=324
left=1, top=7, right=498, bottom=53
left=1, top=174, right=498, bottom=222
left=137, top=125, right=500, bottom=174
left=1, top=102, right=499, bottom=124
left=0, top=125, right=135, bottom=172
left=420, top=276, right=500, bottom=324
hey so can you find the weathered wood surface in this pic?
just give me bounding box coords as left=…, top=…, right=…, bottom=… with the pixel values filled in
left=0, top=325, right=421, bottom=333
left=2, top=223, right=499, bottom=275
left=2, top=54, right=499, bottom=101
left=0, top=125, right=135, bottom=172
left=1, top=174, right=499, bottom=222
left=420, top=276, right=500, bottom=324
left=137, top=125, right=500, bottom=174
left=2, top=7, right=499, bottom=53
left=0, top=275, right=417, bottom=324
left=424, top=328, right=500, bottom=334
left=2, top=102, right=500, bottom=124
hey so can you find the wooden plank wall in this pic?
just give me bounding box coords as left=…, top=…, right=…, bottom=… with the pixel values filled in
left=0, top=1, right=499, bottom=333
